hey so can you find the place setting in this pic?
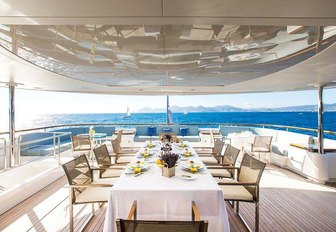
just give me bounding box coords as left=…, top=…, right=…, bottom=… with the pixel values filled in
left=124, top=160, right=152, bottom=177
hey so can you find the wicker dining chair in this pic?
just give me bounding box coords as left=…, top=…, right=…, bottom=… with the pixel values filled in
left=117, top=201, right=208, bottom=232
left=218, top=153, right=266, bottom=232
left=159, top=132, right=179, bottom=143
left=62, top=154, right=117, bottom=232
left=207, top=145, right=241, bottom=179
left=71, top=135, right=92, bottom=153
left=111, top=138, right=135, bottom=164
left=243, top=136, right=273, bottom=163
left=93, top=144, right=125, bottom=178
left=198, top=139, right=225, bottom=165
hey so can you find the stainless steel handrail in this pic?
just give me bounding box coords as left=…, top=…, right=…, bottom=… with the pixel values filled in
left=0, top=138, right=7, bottom=170
left=0, top=132, right=70, bottom=170
left=0, top=123, right=334, bottom=135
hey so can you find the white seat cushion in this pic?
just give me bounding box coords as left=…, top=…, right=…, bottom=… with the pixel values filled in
left=199, top=156, right=219, bottom=164
left=219, top=183, right=253, bottom=201
left=209, top=168, right=232, bottom=178
left=75, top=178, right=116, bottom=203
left=101, top=169, right=124, bottom=178
left=116, top=156, right=133, bottom=163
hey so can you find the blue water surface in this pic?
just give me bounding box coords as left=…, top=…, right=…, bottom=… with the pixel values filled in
left=26, top=112, right=336, bottom=139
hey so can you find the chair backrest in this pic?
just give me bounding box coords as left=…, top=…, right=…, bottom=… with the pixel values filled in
left=209, top=130, right=214, bottom=144
left=160, top=132, right=178, bottom=142
left=62, top=154, right=92, bottom=203
left=111, top=138, right=122, bottom=162
left=71, top=135, right=91, bottom=151
left=117, top=220, right=207, bottom=232
left=238, top=154, right=266, bottom=200
left=117, top=201, right=208, bottom=232
left=115, top=130, right=123, bottom=143
left=223, top=145, right=240, bottom=166
left=212, top=139, right=224, bottom=162
left=93, top=144, right=111, bottom=168
left=253, top=136, right=272, bottom=151
left=112, top=138, right=121, bottom=153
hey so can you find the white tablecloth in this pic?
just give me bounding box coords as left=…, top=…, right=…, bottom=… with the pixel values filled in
left=103, top=142, right=230, bottom=232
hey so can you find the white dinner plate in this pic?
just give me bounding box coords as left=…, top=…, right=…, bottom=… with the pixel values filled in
left=127, top=162, right=150, bottom=171
left=181, top=162, right=204, bottom=171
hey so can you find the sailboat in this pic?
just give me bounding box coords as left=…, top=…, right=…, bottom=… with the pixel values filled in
left=123, top=105, right=131, bottom=118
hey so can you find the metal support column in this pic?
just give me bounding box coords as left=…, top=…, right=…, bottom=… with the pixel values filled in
left=9, top=85, right=16, bottom=167
left=317, top=85, right=324, bottom=154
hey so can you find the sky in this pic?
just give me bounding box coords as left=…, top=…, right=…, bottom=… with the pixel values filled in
left=0, top=87, right=335, bottom=116
left=0, top=87, right=334, bottom=131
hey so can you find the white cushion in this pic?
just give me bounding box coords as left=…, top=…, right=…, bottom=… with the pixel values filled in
left=116, top=156, right=133, bottom=164
left=199, top=156, right=219, bottom=164
left=75, top=178, right=116, bottom=203
left=101, top=169, right=124, bottom=178
left=219, top=183, right=253, bottom=201
left=209, top=168, right=231, bottom=178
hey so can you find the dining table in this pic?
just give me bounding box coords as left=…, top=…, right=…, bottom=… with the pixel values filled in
left=103, top=141, right=230, bottom=232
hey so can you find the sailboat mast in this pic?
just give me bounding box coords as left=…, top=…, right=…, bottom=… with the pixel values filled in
left=167, top=95, right=173, bottom=125
left=166, top=96, right=169, bottom=124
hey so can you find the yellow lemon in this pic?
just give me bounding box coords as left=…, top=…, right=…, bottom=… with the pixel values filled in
left=156, top=159, right=162, bottom=165
left=134, top=167, right=141, bottom=174
left=184, top=152, right=190, bottom=157
left=144, top=153, right=149, bottom=158
left=148, top=143, right=153, bottom=148
left=190, top=167, right=198, bottom=173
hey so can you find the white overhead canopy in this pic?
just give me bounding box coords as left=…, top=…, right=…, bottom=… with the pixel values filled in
left=0, top=0, right=335, bottom=95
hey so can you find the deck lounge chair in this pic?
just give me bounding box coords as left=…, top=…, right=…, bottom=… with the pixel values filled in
left=117, top=201, right=208, bottom=232
left=218, top=153, right=266, bottom=232
left=62, top=154, right=117, bottom=232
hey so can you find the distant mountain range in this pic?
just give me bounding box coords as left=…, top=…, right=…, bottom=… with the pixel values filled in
left=137, top=103, right=336, bottom=113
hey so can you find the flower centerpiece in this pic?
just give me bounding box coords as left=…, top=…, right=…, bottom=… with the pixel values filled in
left=161, top=142, right=172, bottom=152
left=161, top=133, right=172, bottom=143
left=89, top=126, right=95, bottom=135
left=160, top=152, right=179, bottom=178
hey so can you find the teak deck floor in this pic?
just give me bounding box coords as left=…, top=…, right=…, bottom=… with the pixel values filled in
left=1, top=165, right=336, bottom=232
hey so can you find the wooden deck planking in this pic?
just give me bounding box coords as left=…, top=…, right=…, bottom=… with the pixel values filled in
left=1, top=166, right=336, bottom=232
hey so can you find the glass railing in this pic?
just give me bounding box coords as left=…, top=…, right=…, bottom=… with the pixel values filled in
left=0, top=123, right=335, bottom=171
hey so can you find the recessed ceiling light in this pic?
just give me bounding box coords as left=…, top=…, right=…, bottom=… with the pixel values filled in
left=170, top=76, right=177, bottom=79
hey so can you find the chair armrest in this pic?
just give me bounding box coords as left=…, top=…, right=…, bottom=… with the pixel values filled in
left=218, top=182, right=257, bottom=186
left=197, top=152, right=217, bottom=157
left=70, top=183, right=113, bottom=188
left=127, top=200, right=137, bottom=220
left=192, top=201, right=201, bottom=221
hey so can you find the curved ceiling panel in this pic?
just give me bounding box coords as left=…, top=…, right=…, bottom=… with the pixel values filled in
left=1, top=25, right=336, bottom=87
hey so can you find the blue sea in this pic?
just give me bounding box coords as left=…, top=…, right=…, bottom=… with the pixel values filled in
left=25, top=112, right=336, bottom=139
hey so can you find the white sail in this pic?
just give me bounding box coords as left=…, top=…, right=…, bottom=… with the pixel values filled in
left=126, top=106, right=131, bottom=117
left=123, top=105, right=131, bottom=118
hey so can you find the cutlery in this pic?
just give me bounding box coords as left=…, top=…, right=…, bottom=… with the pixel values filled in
left=134, top=172, right=143, bottom=177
